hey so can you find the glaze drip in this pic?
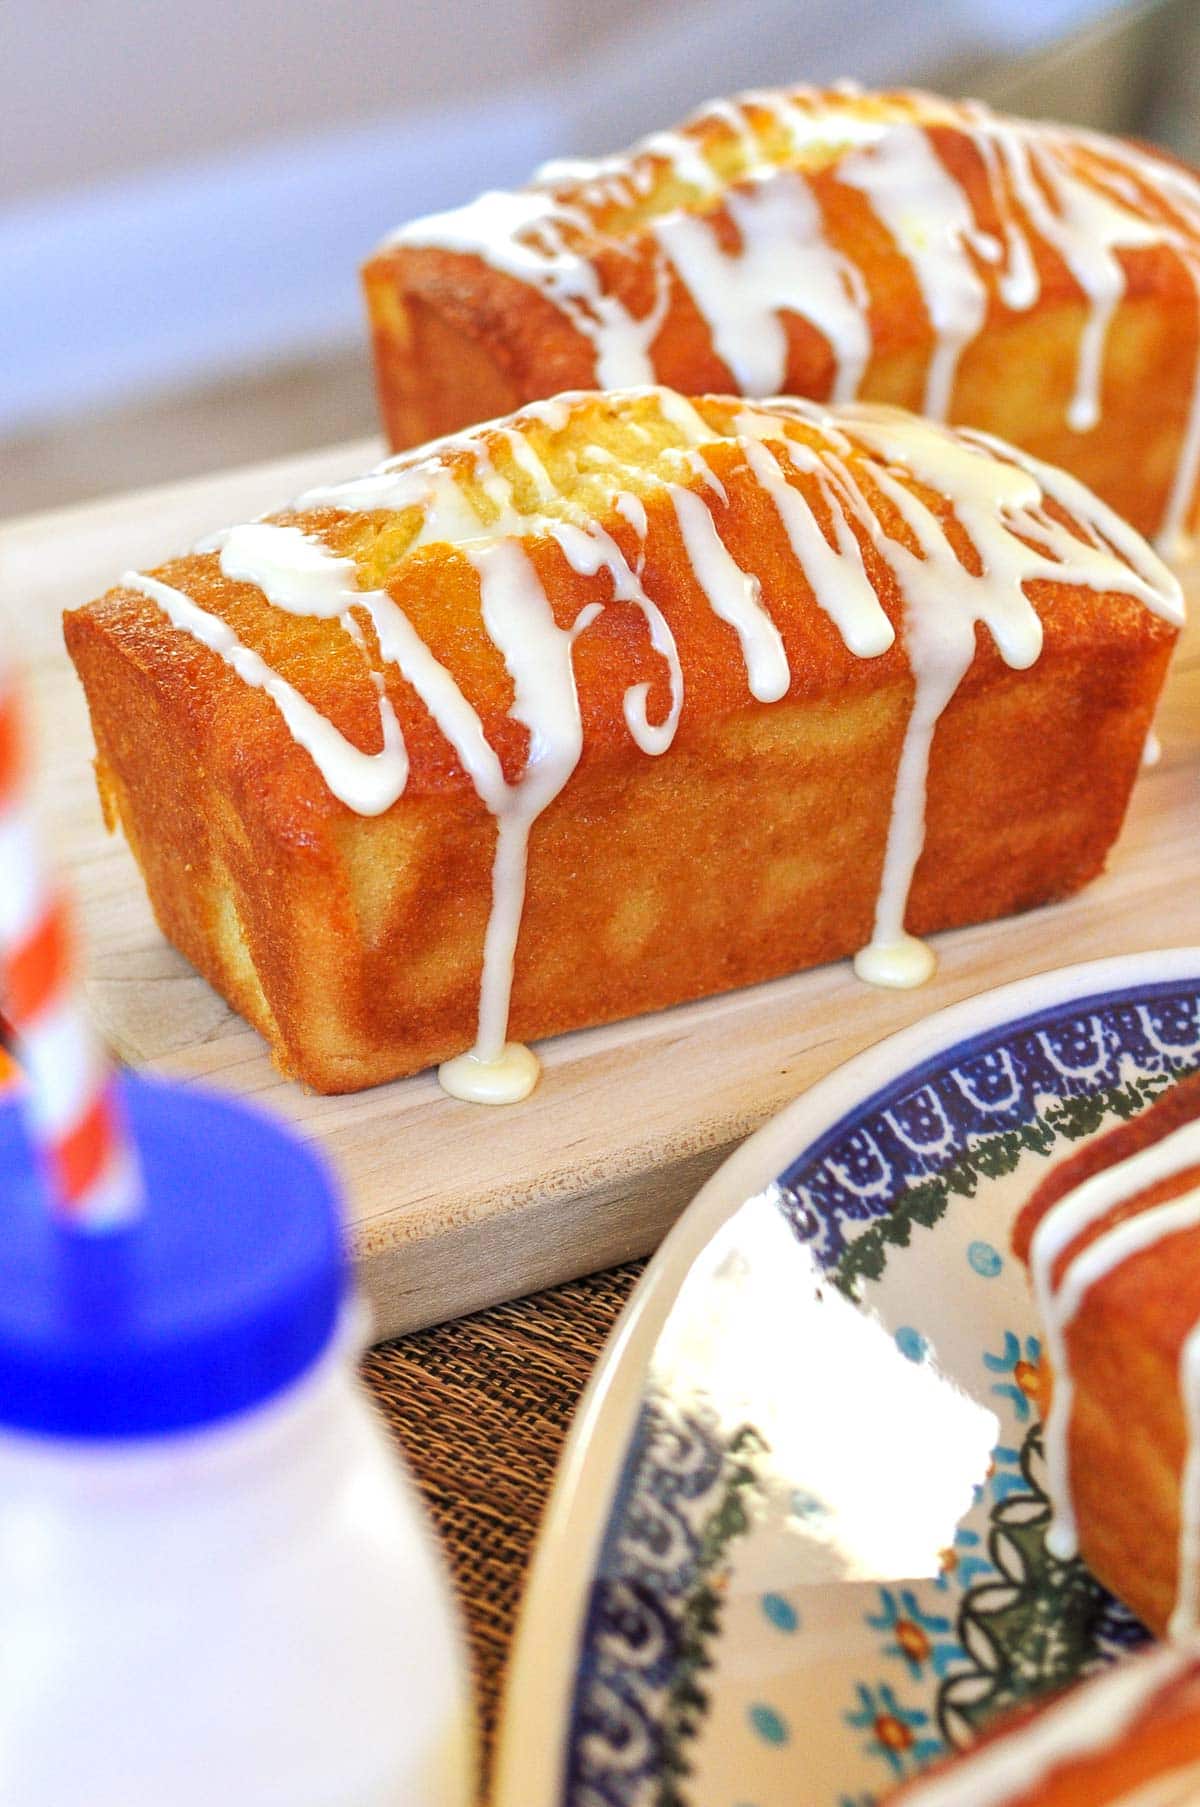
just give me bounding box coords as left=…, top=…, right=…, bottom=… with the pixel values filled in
left=652, top=172, right=871, bottom=400
left=385, top=86, right=1200, bottom=551
left=122, top=389, right=1183, bottom=1101
left=387, top=188, right=669, bottom=389
left=841, top=122, right=988, bottom=422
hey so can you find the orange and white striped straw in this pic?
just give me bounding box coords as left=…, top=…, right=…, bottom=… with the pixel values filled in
left=0, top=665, right=140, bottom=1228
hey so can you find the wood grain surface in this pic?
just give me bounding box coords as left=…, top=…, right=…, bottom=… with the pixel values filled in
left=3, top=446, right=1198, bottom=1340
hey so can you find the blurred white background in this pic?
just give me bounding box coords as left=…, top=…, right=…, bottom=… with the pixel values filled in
left=1, top=0, right=1195, bottom=513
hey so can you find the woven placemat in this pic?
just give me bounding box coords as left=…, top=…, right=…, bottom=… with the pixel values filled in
left=360, top=1260, right=646, bottom=1792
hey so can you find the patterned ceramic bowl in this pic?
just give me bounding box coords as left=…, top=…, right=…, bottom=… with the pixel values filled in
left=495, top=949, right=1200, bottom=1807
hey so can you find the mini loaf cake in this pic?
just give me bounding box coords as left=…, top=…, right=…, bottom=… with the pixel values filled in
left=64, top=389, right=1181, bottom=1099
left=1013, top=1071, right=1200, bottom=1641
left=365, top=85, right=1200, bottom=549
left=888, top=1641, right=1200, bottom=1805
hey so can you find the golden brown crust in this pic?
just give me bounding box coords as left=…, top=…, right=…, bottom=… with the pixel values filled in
left=63, top=392, right=1178, bottom=1093
left=364, top=88, right=1200, bottom=537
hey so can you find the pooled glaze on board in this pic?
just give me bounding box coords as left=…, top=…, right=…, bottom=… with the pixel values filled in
left=122, top=390, right=1182, bottom=1102
left=385, top=86, right=1200, bottom=554
left=1029, top=1116, right=1200, bottom=1638
left=897, top=1642, right=1200, bottom=1806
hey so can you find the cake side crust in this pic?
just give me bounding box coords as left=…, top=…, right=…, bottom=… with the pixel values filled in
left=64, top=605, right=1171, bottom=1093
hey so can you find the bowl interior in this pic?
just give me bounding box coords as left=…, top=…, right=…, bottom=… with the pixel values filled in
left=557, top=970, right=1200, bottom=1805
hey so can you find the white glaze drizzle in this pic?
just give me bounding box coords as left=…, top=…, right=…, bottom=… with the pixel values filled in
left=386, top=189, right=669, bottom=389
left=958, top=113, right=1040, bottom=309
left=297, top=454, right=490, bottom=539
left=546, top=518, right=682, bottom=753
left=992, top=126, right=1193, bottom=433
left=440, top=539, right=602, bottom=1102
left=498, top=427, right=558, bottom=502
left=652, top=172, right=871, bottom=399
left=1029, top=1116, right=1200, bottom=1636
left=121, top=570, right=410, bottom=816
left=650, top=387, right=717, bottom=445
left=689, top=445, right=729, bottom=494
left=737, top=87, right=893, bottom=154
left=124, top=391, right=1183, bottom=1100
left=837, top=411, right=1118, bottom=985
left=736, top=433, right=895, bottom=657
left=839, top=123, right=988, bottom=421
left=612, top=491, right=647, bottom=537
left=782, top=397, right=1177, bottom=980
left=896, top=1642, right=1200, bottom=1806
left=667, top=482, right=788, bottom=701
left=633, top=128, right=722, bottom=198
left=383, top=88, right=1200, bottom=547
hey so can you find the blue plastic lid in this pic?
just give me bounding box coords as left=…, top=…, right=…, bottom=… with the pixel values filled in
left=0, top=1072, right=347, bottom=1440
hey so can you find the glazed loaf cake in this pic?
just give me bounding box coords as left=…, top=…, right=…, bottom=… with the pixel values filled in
left=64, top=389, right=1181, bottom=1099
left=887, top=1642, right=1200, bottom=1805
left=365, top=86, right=1200, bottom=548
left=1013, top=1071, right=1200, bottom=1642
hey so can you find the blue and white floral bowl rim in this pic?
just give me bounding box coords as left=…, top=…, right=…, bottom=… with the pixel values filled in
left=493, top=945, right=1200, bottom=1807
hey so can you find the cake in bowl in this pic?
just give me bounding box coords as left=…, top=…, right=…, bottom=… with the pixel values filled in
left=1014, top=1069, right=1200, bottom=1642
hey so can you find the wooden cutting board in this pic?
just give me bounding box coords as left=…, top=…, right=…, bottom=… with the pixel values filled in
left=3, top=446, right=1198, bottom=1340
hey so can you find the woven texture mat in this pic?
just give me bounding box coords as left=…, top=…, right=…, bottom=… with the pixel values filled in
left=361, top=1260, right=646, bottom=1792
